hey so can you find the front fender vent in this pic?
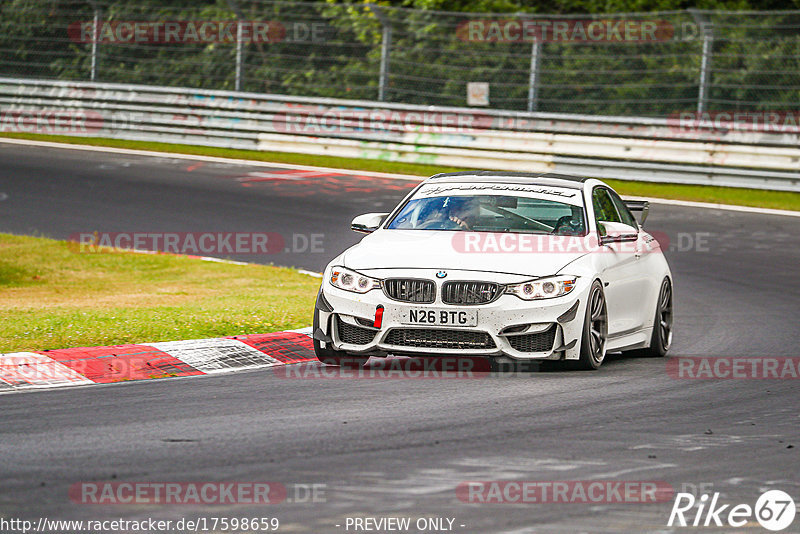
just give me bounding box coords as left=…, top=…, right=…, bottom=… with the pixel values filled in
left=506, top=326, right=557, bottom=353
left=336, top=316, right=378, bottom=346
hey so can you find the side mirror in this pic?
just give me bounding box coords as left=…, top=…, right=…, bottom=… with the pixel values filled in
left=624, top=200, right=649, bottom=226
left=599, top=221, right=638, bottom=245
left=351, top=213, right=389, bottom=234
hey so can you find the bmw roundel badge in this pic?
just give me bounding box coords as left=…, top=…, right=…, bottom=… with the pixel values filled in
left=436, top=271, right=447, bottom=279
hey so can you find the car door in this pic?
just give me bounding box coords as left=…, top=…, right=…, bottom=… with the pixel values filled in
left=609, top=190, right=660, bottom=329
left=591, top=187, right=643, bottom=337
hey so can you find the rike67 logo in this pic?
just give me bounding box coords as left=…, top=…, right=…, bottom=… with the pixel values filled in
left=668, top=490, right=796, bottom=531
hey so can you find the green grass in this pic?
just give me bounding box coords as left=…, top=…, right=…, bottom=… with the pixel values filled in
left=2, top=132, right=798, bottom=211
left=0, top=233, right=319, bottom=352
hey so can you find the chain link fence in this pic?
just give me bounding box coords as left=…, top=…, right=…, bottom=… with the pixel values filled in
left=2, top=0, right=799, bottom=117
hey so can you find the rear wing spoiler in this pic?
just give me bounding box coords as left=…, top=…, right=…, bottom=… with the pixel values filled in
left=624, top=200, right=649, bottom=225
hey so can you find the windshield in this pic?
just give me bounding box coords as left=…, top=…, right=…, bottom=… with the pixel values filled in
left=387, top=194, right=586, bottom=235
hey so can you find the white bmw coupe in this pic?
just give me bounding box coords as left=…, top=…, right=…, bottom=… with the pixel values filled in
left=313, top=172, right=673, bottom=370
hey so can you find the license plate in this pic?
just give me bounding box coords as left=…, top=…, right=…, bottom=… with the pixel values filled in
left=400, top=308, right=478, bottom=327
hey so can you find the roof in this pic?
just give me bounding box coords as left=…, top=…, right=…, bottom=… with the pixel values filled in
left=426, top=171, right=590, bottom=189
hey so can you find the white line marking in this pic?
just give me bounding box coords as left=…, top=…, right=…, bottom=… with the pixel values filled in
left=124, top=247, right=250, bottom=265
left=627, top=195, right=800, bottom=218
left=198, top=256, right=249, bottom=266
left=0, top=137, right=422, bottom=181
left=2, top=137, right=796, bottom=217
left=107, top=246, right=318, bottom=272
left=238, top=170, right=327, bottom=181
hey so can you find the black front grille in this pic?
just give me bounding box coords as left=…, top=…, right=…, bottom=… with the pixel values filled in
left=336, top=316, right=377, bottom=345
left=442, top=281, right=501, bottom=305
left=383, top=279, right=435, bottom=303
left=385, top=328, right=496, bottom=350
left=506, top=326, right=557, bottom=352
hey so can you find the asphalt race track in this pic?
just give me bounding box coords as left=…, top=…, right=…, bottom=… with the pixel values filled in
left=1, top=142, right=799, bottom=533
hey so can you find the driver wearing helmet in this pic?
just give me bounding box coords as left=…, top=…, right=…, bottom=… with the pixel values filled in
left=445, top=196, right=480, bottom=230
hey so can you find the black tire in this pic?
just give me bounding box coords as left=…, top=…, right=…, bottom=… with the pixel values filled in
left=628, top=278, right=673, bottom=358
left=313, top=310, right=369, bottom=368
left=570, top=280, right=608, bottom=370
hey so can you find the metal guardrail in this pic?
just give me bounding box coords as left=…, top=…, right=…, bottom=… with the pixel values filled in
left=5, top=3, right=800, bottom=117
left=1, top=78, right=798, bottom=192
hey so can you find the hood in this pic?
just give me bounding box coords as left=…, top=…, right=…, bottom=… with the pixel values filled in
left=343, top=230, right=589, bottom=277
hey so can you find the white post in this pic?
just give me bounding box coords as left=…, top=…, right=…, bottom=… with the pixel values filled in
left=527, top=40, right=541, bottom=112
left=226, top=0, right=245, bottom=91
left=369, top=4, right=392, bottom=102
left=90, top=9, right=99, bottom=81
left=378, top=24, right=392, bottom=101
left=235, top=20, right=243, bottom=91
left=689, top=9, right=713, bottom=115
left=697, top=34, right=713, bottom=114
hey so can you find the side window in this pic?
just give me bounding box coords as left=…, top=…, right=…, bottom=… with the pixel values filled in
left=609, top=191, right=639, bottom=228
left=592, top=188, right=621, bottom=224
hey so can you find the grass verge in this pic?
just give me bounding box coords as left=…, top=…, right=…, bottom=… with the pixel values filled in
left=0, top=233, right=319, bottom=353
left=1, top=132, right=798, bottom=212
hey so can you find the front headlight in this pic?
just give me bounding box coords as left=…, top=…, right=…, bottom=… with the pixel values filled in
left=329, top=266, right=381, bottom=294
left=505, top=275, right=578, bottom=300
